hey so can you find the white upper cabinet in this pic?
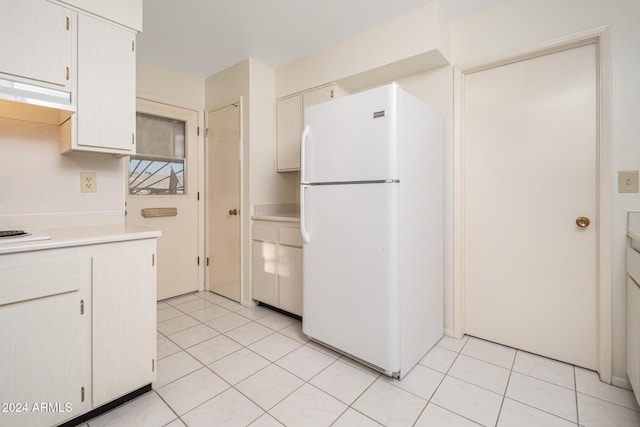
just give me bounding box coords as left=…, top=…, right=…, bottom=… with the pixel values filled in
left=55, top=0, right=143, bottom=31
left=0, top=0, right=73, bottom=89
left=276, top=84, right=349, bottom=172
left=61, top=12, right=136, bottom=154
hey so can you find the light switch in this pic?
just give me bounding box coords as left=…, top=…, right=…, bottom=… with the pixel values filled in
left=80, top=172, right=97, bottom=193
left=618, top=170, right=639, bottom=193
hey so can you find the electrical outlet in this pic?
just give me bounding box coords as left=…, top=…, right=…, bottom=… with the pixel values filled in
left=619, top=170, right=639, bottom=193
left=80, top=172, right=97, bottom=193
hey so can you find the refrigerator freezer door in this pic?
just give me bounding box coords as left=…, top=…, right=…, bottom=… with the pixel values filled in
left=302, top=182, right=400, bottom=372
left=302, top=84, right=399, bottom=184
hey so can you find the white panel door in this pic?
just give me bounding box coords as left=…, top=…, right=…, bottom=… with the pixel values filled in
left=302, top=182, right=400, bottom=371
left=207, top=103, right=241, bottom=302
left=126, top=99, right=199, bottom=300
left=463, top=43, right=597, bottom=368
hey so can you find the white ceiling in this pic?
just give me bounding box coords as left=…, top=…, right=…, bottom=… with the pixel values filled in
left=136, top=0, right=506, bottom=78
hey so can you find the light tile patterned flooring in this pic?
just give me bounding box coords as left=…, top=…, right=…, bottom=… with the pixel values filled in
left=82, top=291, right=640, bottom=427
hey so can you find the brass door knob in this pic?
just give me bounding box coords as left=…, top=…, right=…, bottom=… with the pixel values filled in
left=228, top=209, right=238, bottom=216
left=576, top=217, right=590, bottom=228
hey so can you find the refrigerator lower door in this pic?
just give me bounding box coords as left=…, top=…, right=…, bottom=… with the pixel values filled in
left=302, top=182, right=400, bottom=373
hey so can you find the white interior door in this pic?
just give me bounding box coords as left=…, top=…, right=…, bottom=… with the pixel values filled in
left=126, top=99, right=199, bottom=300
left=463, top=43, right=598, bottom=369
left=207, top=103, right=241, bottom=302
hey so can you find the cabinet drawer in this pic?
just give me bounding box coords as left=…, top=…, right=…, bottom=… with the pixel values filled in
left=279, top=226, right=302, bottom=247
left=0, top=255, right=89, bottom=306
left=253, top=223, right=277, bottom=242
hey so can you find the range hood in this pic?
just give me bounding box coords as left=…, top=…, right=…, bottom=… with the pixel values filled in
left=0, top=77, right=75, bottom=125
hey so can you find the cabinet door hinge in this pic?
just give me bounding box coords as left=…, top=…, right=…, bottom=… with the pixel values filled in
left=206, top=257, right=210, bottom=267
left=65, top=66, right=69, bottom=81
left=330, top=89, right=335, bottom=98
left=132, top=40, right=135, bottom=52
left=197, top=256, right=200, bottom=266
left=152, top=359, right=155, bottom=372
left=197, top=126, right=200, bottom=136
left=66, top=16, right=70, bottom=31
left=197, top=192, right=200, bottom=201
left=81, top=386, right=85, bottom=402
left=152, top=254, right=155, bottom=267
left=80, top=299, right=84, bottom=315
left=132, top=133, right=135, bottom=145
left=206, top=128, right=210, bottom=138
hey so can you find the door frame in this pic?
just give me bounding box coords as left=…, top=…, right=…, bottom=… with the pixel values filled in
left=205, top=99, right=244, bottom=301
left=452, top=27, right=613, bottom=382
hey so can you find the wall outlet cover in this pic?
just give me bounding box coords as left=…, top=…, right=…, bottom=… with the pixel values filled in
left=80, top=172, right=97, bottom=193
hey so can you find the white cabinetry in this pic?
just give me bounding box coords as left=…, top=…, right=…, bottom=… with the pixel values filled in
left=252, top=221, right=303, bottom=316
left=61, top=12, right=136, bottom=154
left=276, top=84, right=349, bottom=171
left=627, top=246, right=640, bottom=405
left=0, top=248, right=92, bottom=427
left=0, top=0, right=73, bottom=89
left=92, top=239, right=156, bottom=406
left=0, top=236, right=157, bottom=424
left=56, top=0, right=143, bottom=31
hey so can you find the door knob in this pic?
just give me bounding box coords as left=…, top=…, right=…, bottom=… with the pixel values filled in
left=576, top=217, right=590, bottom=228
left=228, top=209, right=238, bottom=216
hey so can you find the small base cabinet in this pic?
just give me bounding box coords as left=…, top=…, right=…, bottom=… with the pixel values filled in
left=0, top=248, right=92, bottom=427
left=252, top=221, right=303, bottom=316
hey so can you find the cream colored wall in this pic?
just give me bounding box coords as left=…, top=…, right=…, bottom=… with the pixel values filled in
left=275, top=2, right=450, bottom=98
left=449, top=0, right=640, bottom=388
left=0, top=118, right=125, bottom=229
left=137, top=59, right=205, bottom=108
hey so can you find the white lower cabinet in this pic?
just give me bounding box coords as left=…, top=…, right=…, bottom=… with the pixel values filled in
left=252, top=221, right=303, bottom=316
left=0, top=248, right=91, bottom=427
left=0, top=237, right=156, bottom=426
left=92, top=239, right=156, bottom=406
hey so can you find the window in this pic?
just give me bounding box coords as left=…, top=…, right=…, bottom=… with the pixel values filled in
left=129, top=112, right=187, bottom=195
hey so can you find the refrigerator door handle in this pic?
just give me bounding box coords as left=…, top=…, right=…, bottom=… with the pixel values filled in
left=300, top=184, right=310, bottom=243
left=301, top=125, right=310, bottom=183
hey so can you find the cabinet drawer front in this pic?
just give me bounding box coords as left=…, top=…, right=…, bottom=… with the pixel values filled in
left=279, top=226, right=303, bottom=247
left=628, top=247, right=640, bottom=285
left=253, top=224, right=277, bottom=242
left=0, top=256, right=89, bottom=306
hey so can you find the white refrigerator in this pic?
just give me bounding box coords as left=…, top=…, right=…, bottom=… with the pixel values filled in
left=300, top=83, right=444, bottom=379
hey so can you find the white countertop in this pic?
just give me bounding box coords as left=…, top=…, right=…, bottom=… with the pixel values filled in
left=0, top=224, right=161, bottom=255
left=251, top=211, right=300, bottom=223
left=252, top=203, right=300, bottom=223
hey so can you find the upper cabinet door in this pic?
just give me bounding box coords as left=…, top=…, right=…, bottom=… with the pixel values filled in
left=276, top=95, right=302, bottom=171
left=75, top=13, right=136, bottom=153
left=0, top=0, right=73, bottom=88
left=57, top=0, right=143, bottom=31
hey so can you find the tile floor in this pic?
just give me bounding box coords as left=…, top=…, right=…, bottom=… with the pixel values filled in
left=81, top=291, right=640, bottom=427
